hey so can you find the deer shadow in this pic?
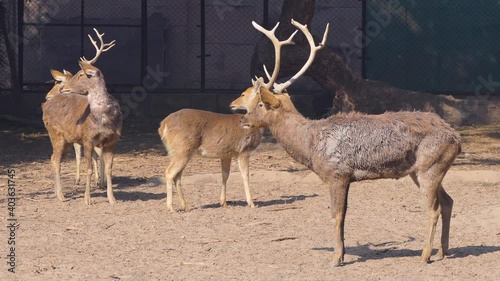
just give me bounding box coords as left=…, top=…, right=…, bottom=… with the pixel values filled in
left=113, top=176, right=150, bottom=189
left=201, top=194, right=319, bottom=209
left=312, top=239, right=500, bottom=265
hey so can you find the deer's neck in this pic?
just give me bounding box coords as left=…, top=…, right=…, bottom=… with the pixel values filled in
left=267, top=109, right=316, bottom=170
left=87, top=86, right=118, bottom=126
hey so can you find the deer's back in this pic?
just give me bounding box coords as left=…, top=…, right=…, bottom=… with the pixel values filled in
left=312, top=111, right=461, bottom=180
left=159, top=109, right=262, bottom=158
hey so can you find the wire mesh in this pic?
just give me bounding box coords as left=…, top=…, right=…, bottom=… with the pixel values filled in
left=3, top=0, right=496, bottom=94
left=10, top=0, right=364, bottom=92
left=0, top=0, right=18, bottom=90
left=365, top=0, right=500, bottom=93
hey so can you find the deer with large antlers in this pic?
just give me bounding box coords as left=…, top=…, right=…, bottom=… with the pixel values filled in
left=230, top=20, right=461, bottom=266
left=46, top=69, right=105, bottom=189
left=42, top=29, right=122, bottom=205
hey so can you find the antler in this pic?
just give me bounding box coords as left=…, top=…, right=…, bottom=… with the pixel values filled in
left=272, top=19, right=329, bottom=94
left=80, top=28, right=116, bottom=64
left=252, top=21, right=298, bottom=90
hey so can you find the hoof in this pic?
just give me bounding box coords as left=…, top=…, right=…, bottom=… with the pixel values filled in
left=329, top=260, right=343, bottom=268
left=420, top=257, right=431, bottom=264
left=436, top=248, right=447, bottom=260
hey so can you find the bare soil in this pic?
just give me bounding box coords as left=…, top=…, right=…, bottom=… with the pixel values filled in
left=0, top=121, right=499, bottom=281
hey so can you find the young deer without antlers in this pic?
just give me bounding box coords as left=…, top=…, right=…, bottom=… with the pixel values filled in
left=158, top=109, right=263, bottom=213
left=47, top=69, right=105, bottom=189
left=42, top=29, right=122, bottom=205
left=231, top=19, right=461, bottom=266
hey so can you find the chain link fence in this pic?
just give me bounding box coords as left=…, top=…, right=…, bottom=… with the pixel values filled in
left=1, top=0, right=363, bottom=93
left=0, top=0, right=18, bottom=91
left=2, top=0, right=496, bottom=95
left=365, top=0, right=500, bottom=94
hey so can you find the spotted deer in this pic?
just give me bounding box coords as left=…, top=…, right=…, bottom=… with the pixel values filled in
left=158, top=109, right=263, bottom=213
left=42, top=29, right=122, bottom=205
left=46, top=69, right=104, bottom=189
left=230, top=19, right=461, bottom=266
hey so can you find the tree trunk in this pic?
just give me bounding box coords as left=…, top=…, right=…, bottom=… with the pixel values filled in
left=251, top=0, right=492, bottom=126
left=0, top=0, right=21, bottom=114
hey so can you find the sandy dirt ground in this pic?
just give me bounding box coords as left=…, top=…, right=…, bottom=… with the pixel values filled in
left=0, top=121, right=499, bottom=281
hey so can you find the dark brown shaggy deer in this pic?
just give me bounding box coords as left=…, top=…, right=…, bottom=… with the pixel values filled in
left=231, top=20, right=461, bottom=266
left=158, top=109, right=263, bottom=212
left=42, top=29, right=122, bottom=205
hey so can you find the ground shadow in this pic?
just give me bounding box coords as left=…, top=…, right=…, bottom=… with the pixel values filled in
left=201, top=194, right=319, bottom=209
left=312, top=241, right=500, bottom=265
left=112, top=190, right=165, bottom=201
left=447, top=245, right=500, bottom=259
left=113, top=176, right=150, bottom=189
left=454, top=157, right=500, bottom=167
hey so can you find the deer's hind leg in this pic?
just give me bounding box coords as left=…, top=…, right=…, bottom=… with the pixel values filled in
left=436, top=185, right=453, bottom=259
left=51, top=138, right=71, bottom=201
left=413, top=168, right=452, bottom=263
left=165, top=153, right=191, bottom=213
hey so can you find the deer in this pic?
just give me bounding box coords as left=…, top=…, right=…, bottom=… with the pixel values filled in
left=42, top=28, right=122, bottom=205
left=46, top=69, right=105, bottom=189
left=158, top=109, right=263, bottom=213
left=230, top=19, right=462, bottom=267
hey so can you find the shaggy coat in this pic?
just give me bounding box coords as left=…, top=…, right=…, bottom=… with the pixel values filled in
left=237, top=88, right=461, bottom=266
left=42, top=62, right=122, bottom=205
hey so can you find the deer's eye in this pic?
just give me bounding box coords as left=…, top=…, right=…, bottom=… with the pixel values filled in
left=259, top=103, right=264, bottom=107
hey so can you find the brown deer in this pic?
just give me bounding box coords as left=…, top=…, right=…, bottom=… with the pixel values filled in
left=158, top=109, right=263, bottom=213
left=230, top=20, right=461, bottom=266
left=46, top=69, right=105, bottom=188
left=42, top=29, right=122, bottom=205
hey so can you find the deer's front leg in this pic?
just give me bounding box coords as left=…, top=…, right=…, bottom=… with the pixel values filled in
left=74, top=143, right=82, bottom=185
left=329, top=177, right=350, bottom=267
left=83, top=143, right=94, bottom=206
left=238, top=153, right=255, bottom=208
left=103, top=145, right=116, bottom=204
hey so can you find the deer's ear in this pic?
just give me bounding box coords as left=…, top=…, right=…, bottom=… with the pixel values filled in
left=63, top=69, right=73, bottom=78
left=79, top=61, right=99, bottom=77
left=50, top=69, right=66, bottom=82
left=258, top=87, right=280, bottom=109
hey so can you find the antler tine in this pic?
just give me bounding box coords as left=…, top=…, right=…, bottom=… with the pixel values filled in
left=252, top=21, right=297, bottom=90
left=273, top=20, right=329, bottom=94
left=80, top=28, right=116, bottom=65
left=263, top=64, right=272, bottom=81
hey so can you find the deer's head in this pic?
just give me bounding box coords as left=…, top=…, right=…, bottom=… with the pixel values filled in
left=234, top=19, right=329, bottom=127
left=60, top=28, right=115, bottom=94
left=46, top=69, right=73, bottom=99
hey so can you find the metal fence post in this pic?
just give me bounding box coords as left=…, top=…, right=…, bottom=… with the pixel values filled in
left=141, top=0, right=147, bottom=86
left=17, top=0, right=24, bottom=95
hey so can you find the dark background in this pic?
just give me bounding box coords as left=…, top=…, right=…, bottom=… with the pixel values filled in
left=0, top=0, right=499, bottom=119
